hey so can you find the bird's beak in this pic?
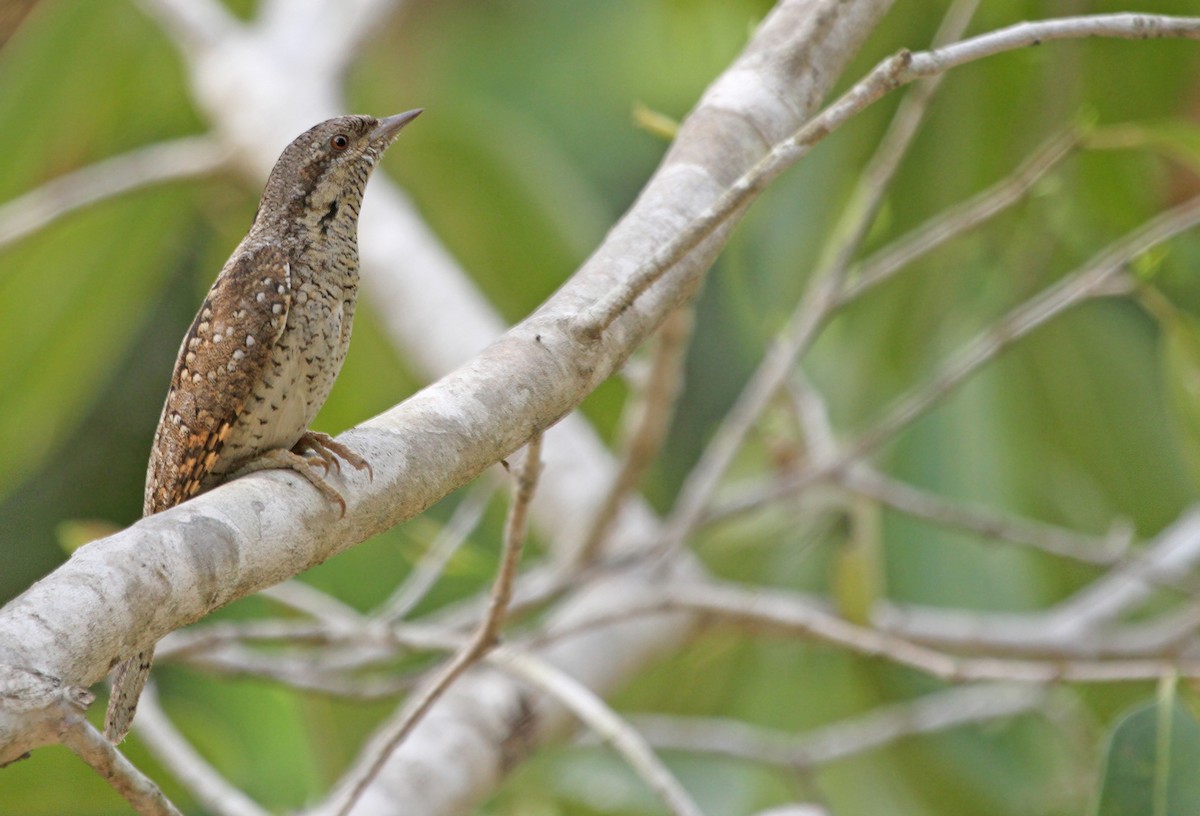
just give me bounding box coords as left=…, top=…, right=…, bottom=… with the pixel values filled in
left=370, top=109, right=423, bottom=144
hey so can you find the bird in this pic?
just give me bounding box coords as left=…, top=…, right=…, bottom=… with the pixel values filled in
left=103, top=109, right=422, bottom=743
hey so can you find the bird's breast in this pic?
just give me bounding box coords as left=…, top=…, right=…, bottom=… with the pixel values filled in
left=212, top=271, right=355, bottom=477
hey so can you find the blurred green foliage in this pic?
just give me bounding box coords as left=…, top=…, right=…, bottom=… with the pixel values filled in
left=1095, top=685, right=1200, bottom=816
left=2, top=0, right=1200, bottom=814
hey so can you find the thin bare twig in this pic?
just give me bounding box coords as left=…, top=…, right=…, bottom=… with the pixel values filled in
left=376, top=481, right=497, bottom=623
left=838, top=126, right=1081, bottom=305
left=1043, top=507, right=1200, bottom=628
left=866, top=508, right=1200, bottom=659
left=0, top=136, right=229, bottom=253
left=789, top=348, right=1200, bottom=619
left=820, top=0, right=980, bottom=280
left=574, top=13, right=1200, bottom=337
left=875, top=599, right=1200, bottom=660
left=333, top=434, right=544, bottom=816
left=624, top=683, right=1044, bottom=769
left=666, top=126, right=1078, bottom=550
left=840, top=467, right=1131, bottom=564
left=58, top=709, right=183, bottom=816
left=133, top=685, right=270, bottom=816
left=710, top=194, right=1200, bottom=523
left=158, top=620, right=335, bottom=659
left=787, top=372, right=840, bottom=465
left=661, top=0, right=978, bottom=549
left=259, top=580, right=365, bottom=627
left=658, top=581, right=1200, bottom=683
left=575, top=306, right=696, bottom=564
left=494, top=646, right=706, bottom=816
left=157, top=615, right=465, bottom=675
left=176, top=643, right=419, bottom=699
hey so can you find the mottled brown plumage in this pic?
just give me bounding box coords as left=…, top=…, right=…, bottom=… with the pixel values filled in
left=104, top=110, right=422, bottom=743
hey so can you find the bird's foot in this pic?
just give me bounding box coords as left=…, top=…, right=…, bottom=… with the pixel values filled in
left=293, top=431, right=374, bottom=480
left=233, top=433, right=370, bottom=517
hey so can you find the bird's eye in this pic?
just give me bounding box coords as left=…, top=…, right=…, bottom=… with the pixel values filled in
left=330, top=134, right=350, bottom=151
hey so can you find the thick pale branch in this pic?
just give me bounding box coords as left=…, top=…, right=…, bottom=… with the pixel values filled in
left=59, top=711, right=182, bottom=816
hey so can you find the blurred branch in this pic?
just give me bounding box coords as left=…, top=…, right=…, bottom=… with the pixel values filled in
left=657, top=581, right=1200, bottom=682
left=0, top=0, right=37, bottom=47
left=1045, top=506, right=1200, bottom=628
left=496, top=646, right=706, bottom=816
left=258, top=580, right=366, bottom=627
left=662, top=0, right=974, bottom=550
left=877, top=507, right=1200, bottom=656
left=376, top=482, right=497, bottom=623
left=847, top=466, right=1200, bottom=602
left=574, top=12, right=1200, bottom=338
left=58, top=708, right=182, bottom=816
left=333, top=435, right=542, bottom=816
left=575, top=306, right=696, bottom=565
left=134, top=0, right=235, bottom=55
left=158, top=620, right=336, bottom=658
left=259, top=0, right=405, bottom=76
left=839, top=467, right=1132, bottom=564
left=838, top=126, right=1080, bottom=305
left=788, top=372, right=1139, bottom=565
left=622, top=683, right=1044, bottom=769
left=711, top=193, right=1200, bottom=523
left=175, top=642, right=418, bottom=699
left=824, top=0, right=980, bottom=275
left=0, top=136, right=229, bottom=252
left=133, top=685, right=270, bottom=816
left=878, top=598, right=1200, bottom=660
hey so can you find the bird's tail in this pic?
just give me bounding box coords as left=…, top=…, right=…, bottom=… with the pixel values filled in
left=104, top=647, right=154, bottom=743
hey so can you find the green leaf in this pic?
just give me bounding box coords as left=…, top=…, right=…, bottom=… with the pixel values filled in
left=1095, top=697, right=1200, bottom=816
left=54, top=519, right=120, bottom=554
left=1157, top=300, right=1200, bottom=488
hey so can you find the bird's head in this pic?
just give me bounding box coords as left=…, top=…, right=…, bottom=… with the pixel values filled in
left=255, top=110, right=422, bottom=232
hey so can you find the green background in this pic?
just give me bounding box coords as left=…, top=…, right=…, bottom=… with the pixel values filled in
left=2, top=1, right=1200, bottom=813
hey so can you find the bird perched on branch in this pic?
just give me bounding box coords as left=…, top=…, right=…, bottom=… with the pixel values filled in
left=104, top=109, right=422, bottom=743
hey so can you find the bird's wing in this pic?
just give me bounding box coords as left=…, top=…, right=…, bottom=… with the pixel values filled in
left=143, top=243, right=291, bottom=515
